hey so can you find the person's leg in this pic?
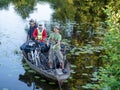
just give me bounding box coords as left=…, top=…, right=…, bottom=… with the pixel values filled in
left=20, top=42, right=29, bottom=59
left=22, top=50, right=28, bottom=59
left=56, top=51, right=64, bottom=69
left=40, top=42, right=45, bottom=53
left=48, top=49, right=54, bottom=69
left=57, top=50, right=67, bottom=74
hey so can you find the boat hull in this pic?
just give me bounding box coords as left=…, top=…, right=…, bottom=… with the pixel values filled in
left=22, top=51, right=70, bottom=81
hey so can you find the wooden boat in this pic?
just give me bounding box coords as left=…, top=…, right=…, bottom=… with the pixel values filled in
left=20, top=40, right=70, bottom=81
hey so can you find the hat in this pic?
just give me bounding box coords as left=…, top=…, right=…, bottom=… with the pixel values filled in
left=38, top=21, right=43, bottom=26
left=54, top=26, right=60, bottom=30
left=29, top=19, right=34, bottom=22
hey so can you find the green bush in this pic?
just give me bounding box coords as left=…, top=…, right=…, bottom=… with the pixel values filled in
left=86, top=5, right=120, bottom=90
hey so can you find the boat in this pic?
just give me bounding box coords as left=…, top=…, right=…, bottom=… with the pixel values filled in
left=20, top=40, right=70, bottom=81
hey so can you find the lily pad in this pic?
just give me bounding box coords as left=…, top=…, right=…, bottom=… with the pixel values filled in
left=2, top=88, right=9, bottom=90
left=82, top=86, right=89, bottom=89
left=64, top=80, right=68, bottom=83
left=70, top=70, right=76, bottom=74
left=40, top=79, right=46, bottom=82
left=71, top=71, right=76, bottom=74
left=82, top=83, right=92, bottom=89
left=86, top=50, right=93, bottom=54
left=90, top=78, right=98, bottom=81
left=70, top=65, right=77, bottom=68
left=79, top=51, right=86, bottom=54
left=34, top=76, right=40, bottom=79
left=74, top=52, right=80, bottom=55
left=14, top=50, right=19, bottom=54
left=69, top=76, right=73, bottom=79
left=23, top=63, right=28, bottom=66
left=85, top=66, right=93, bottom=69
left=8, top=74, right=13, bottom=77
left=49, top=82, right=55, bottom=85
left=28, top=70, right=35, bottom=73
left=96, top=50, right=101, bottom=52
left=24, top=66, right=30, bottom=70
left=82, top=73, right=88, bottom=76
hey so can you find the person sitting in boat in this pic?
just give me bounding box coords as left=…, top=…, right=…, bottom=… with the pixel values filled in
left=32, top=22, right=47, bottom=52
left=47, top=26, right=67, bottom=74
left=27, top=19, right=37, bottom=41
left=20, top=19, right=37, bottom=59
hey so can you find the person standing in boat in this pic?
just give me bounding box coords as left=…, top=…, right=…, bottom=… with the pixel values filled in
left=47, top=26, right=67, bottom=74
left=27, top=19, right=37, bottom=41
left=32, top=22, right=47, bottom=52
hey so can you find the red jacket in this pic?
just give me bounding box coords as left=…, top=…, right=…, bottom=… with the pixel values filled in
left=33, top=28, right=47, bottom=42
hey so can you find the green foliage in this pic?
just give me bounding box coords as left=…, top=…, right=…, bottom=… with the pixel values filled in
left=12, top=0, right=36, bottom=19
left=85, top=5, right=120, bottom=90
left=0, top=0, right=11, bottom=9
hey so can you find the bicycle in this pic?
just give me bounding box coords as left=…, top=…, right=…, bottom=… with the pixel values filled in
left=27, top=40, right=48, bottom=70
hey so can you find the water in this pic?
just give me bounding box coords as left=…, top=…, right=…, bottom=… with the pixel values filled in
left=0, top=2, right=56, bottom=90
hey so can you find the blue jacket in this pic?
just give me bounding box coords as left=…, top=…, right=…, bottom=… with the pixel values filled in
left=28, top=25, right=37, bottom=39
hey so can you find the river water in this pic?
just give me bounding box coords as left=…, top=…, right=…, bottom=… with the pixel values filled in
left=0, top=2, right=57, bottom=90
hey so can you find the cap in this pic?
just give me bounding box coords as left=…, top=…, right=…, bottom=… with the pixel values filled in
left=38, top=21, right=43, bottom=26
left=54, top=26, right=60, bottom=30
left=29, top=19, right=34, bottom=22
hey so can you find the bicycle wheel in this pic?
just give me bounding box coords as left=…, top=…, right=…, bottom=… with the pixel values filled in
left=39, top=53, right=49, bottom=70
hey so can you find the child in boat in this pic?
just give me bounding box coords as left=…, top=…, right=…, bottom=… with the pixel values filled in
left=47, top=26, right=67, bottom=74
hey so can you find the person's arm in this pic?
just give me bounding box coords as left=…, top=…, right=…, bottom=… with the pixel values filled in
left=42, top=29, right=47, bottom=40
left=47, top=36, right=50, bottom=46
left=33, top=29, right=38, bottom=40
left=26, top=35, right=29, bottom=41
left=53, top=40, right=60, bottom=49
left=26, top=29, right=30, bottom=41
left=47, top=33, right=52, bottom=46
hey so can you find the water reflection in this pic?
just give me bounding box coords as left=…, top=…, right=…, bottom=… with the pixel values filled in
left=0, top=3, right=26, bottom=60
left=0, top=2, right=54, bottom=90
left=28, top=2, right=54, bottom=21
